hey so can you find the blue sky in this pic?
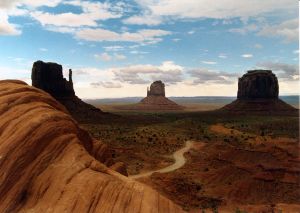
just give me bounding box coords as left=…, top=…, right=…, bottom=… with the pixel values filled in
left=0, top=0, right=298, bottom=98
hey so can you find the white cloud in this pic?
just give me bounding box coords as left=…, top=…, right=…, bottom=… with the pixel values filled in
left=134, top=0, right=295, bottom=20
left=187, top=30, right=195, bottom=34
left=256, top=61, right=299, bottom=80
left=257, top=18, right=298, bottom=43
left=229, top=24, right=257, bottom=35
left=218, top=54, right=227, bottom=59
left=75, top=28, right=171, bottom=44
left=104, top=45, right=124, bottom=51
left=0, top=0, right=63, bottom=9
left=29, top=1, right=122, bottom=28
left=91, top=81, right=122, bottom=88
left=113, top=62, right=183, bottom=85
left=94, top=52, right=126, bottom=61
left=293, top=50, right=299, bottom=54
left=241, top=54, right=253, bottom=58
left=31, top=11, right=98, bottom=27
left=0, top=12, right=21, bottom=35
left=123, top=14, right=162, bottom=26
left=39, top=48, right=48, bottom=52
left=114, top=53, right=126, bottom=60
left=22, top=0, right=63, bottom=8
left=189, top=68, right=237, bottom=84
left=94, top=53, right=112, bottom=62
left=201, top=61, right=217, bottom=65
left=130, top=50, right=148, bottom=54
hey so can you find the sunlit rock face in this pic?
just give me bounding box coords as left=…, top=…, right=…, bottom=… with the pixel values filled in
left=237, top=70, right=279, bottom=100
left=139, top=80, right=184, bottom=110
left=0, top=80, right=184, bottom=213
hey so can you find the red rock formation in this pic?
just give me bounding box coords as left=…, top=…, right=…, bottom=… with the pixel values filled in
left=31, top=61, right=115, bottom=122
left=147, top=80, right=165, bottom=97
left=0, top=80, right=184, bottom=213
left=237, top=70, right=278, bottom=99
left=32, top=61, right=75, bottom=98
left=221, top=70, right=297, bottom=114
left=139, top=81, right=184, bottom=110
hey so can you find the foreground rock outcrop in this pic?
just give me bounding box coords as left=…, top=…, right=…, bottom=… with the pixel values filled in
left=221, top=70, right=297, bottom=114
left=32, top=61, right=113, bottom=122
left=0, top=80, right=184, bottom=212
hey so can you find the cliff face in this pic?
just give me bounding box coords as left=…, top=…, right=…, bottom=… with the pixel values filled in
left=0, top=80, right=184, bottom=213
left=31, top=61, right=115, bottom=122
left=221, top=70, right=297, bottom=114
left=32, top=61, right=75, bottom=98
left=147, top=80, right=165, bottom=97
left=237, top=70, right=279, bottom=99
left=138, top=81, right=183, bottom=110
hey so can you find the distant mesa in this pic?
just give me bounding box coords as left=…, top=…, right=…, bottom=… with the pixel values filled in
left=237, top=70, right=278, bottom=100
left=113, top=81, right=184, bottom=111
left=221, top=70, right=297, bottom=114
left=139, top=80, right=184, bottom=110
left=117, top=80, right=184, bottom=111
left=147, top=80, right=165, bottom=97
left=32, top=60, right=113, bottom=122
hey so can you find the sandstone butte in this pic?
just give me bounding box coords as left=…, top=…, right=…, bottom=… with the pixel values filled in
left=0, top=80, right=184, bottom=213
left=32, top=60, right=114, bottom=122
left=117, top=80, right=184, bottom=111
left=221, top=70, right=297, bottom=114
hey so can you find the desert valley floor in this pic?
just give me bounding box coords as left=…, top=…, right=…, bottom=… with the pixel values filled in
left=81, top=107, right=300, bottom=212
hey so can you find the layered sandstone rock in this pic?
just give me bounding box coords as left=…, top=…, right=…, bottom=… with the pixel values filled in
left=147, top=80, right=165, bottom=97
left=221, top=70, right=297, bottom=114
left=0, top=80, right=184, bottom=213
left=31, top=61, right=113, bottom=122
left=32, top=61, right=75, bottom=98
left=237, top=70, right=278, bottom=99
left=138, top=81, right=184, bottom=110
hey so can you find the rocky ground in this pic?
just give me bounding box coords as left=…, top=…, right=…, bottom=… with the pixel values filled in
left=82, top=110, right=300, bottom=212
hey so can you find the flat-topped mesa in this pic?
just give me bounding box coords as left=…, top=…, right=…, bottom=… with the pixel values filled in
left=220, top=69, right=297, bottom=114
left=147, top=80, right=165, bottom=97
left=31, top=60, right=116, bottom=122
left=237, top=70, right=279, bottom=100
left=136, top=80, right=184, bottom=110
left=32, top=61, right=75, bottom=98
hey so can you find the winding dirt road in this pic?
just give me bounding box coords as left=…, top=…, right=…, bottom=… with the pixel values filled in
left=130, top=140, right=194, bottom=179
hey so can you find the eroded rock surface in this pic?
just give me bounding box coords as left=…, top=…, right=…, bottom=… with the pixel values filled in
left=31, top=61, right=114, bottom=122
left=0, top=80, right=184, bottom=213
left=237, top=70, right=278, bottom=99
left=32, top=61, right=75, bottom=98
left=221, top=70, right=297, bottom=114
left=147, top=80, right=165, bottom=97
left=138, top=81, right=183, bottom=110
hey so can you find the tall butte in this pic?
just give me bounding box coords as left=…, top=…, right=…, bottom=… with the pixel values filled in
left=32, top=60, right=112, bottom=121
left=138, top=80, right=184, bottom=110
left=221, top=70, right=297, bottom=114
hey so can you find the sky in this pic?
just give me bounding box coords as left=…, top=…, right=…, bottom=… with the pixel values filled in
left=0, top=0, right=299, bottom=98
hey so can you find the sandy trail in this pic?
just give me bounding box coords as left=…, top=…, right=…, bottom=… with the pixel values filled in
left=130, top=140, right=194, bottom=179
